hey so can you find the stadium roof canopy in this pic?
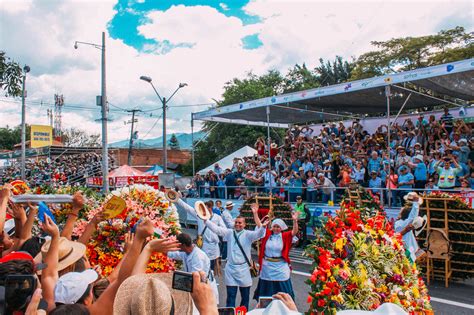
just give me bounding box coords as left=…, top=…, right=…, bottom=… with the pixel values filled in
left=193, top=58, right=474, bottom=128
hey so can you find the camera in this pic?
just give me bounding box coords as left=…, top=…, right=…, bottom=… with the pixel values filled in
left=218, top=307, right=236, bottom=315
left=172, top=271, right=194, bottom=293
left=258, top=296, right=273, bottom=308
left=0, top=275, right=38, bottom=314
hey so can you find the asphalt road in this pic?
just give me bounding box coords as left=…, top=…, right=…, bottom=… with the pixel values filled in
left=183, top=228, right=474, bottom=314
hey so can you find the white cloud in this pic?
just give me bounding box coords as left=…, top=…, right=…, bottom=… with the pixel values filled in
left=0, top=0, right=472, bottom=145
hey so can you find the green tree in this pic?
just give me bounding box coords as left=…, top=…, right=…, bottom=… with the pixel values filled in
left=182, top=71, right=285, bottom=175
left=169, top=133, right=180, bottom=150
left=0, top=125, right=30, bottom=150
left=351, top=26, right=474, bottom=79
left=314, top=56, right=354, bottom=86
left=0, top=51, right=23, bottom=97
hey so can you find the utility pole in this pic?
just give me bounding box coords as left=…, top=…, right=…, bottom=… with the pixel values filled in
left=74, top=32, right=108, bottom=193
left=126, top=109, right=141, bottom=165
left=101, top=31, right=109, bottom=193
left=20, top=65, right=30, bottom=181
left=162, top=97, right=167, bottom=172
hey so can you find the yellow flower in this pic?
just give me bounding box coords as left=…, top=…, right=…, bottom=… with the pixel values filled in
left=335, top=238, right=346, bottom=251
left=378, top=230, right=385, bottom=236
left=412, top=287, right=420, bottom=299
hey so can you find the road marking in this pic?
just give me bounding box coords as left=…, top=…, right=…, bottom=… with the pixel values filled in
left=290, top=270, right=474, bottom=310
left=430, top=297, right=474, bottom=310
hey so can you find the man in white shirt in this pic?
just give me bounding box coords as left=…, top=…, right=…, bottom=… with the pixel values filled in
left=220, top=201, right=236, bottom=260
left=204, top=203, right=267, bottom=310
left=176, top=199, right=226, bottom=272
left=167, top=233, right=219, bottom=304
left=316, top=173, right=335, bottom=203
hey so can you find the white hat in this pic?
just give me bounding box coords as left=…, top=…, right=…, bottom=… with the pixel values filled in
left=323, top=159, right=330, bottom=164
left=414, top=154, right=424, bottom=161
left=336, top=303, right=408, bottom=315
left=271, top=219, right=288, bottom=231
left=413, top=215, right=428, bottom=236
left=185, top=183, right=192, bottom=190
left=225, top=201, right=234, bottom=208
left=403, top=192, right=423, bottom=205
left=247, top=299, right=301, bottom=315
left=54, top=269, right=98, bottom=304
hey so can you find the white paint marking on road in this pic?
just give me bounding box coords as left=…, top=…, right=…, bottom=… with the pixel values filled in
left=290, top=270, right=474, bottom=310
left=291, top=270, right=311, bottom=277
left=430, top=297, right=474, bottom=310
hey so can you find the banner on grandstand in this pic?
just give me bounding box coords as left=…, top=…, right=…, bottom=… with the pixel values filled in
left=30, top=125, right=53, bottom=148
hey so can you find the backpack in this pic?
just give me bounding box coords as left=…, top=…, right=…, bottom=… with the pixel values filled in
left=425, top=228, right=451, bottom=259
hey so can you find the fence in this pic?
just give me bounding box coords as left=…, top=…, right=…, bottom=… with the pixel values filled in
left=187, top=185, right=474, bottom=208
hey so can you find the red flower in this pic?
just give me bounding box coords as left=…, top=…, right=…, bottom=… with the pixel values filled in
left=317, top=299, right=326, bottom=307
left=307, top=295, right=313, bottom=303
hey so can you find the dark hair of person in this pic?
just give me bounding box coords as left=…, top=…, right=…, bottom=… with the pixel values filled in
left=400, top=205, right=412, bottom=220
left=0, top=260, right=34, bottom=285
left=235, top=216, right=246, bottom=222
left=76, top=284, right=92, bottom=304
left=58, top=256, right=87, bottom=277
left=177, top=233, right=193, bottom=247
left=50, top=304, right=90, bottom=315
left=19, top=237, right=42, bottom=257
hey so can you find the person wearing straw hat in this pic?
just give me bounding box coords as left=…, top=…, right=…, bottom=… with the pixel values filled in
left=175, top=198, right=226, bottom=273
left=203, top=203, right=267, bottom=310
left=254, top=212, right=299, bottom=302
left=394, top=192, right=423, bottom=263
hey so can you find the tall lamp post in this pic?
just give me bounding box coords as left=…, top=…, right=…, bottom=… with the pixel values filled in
left=140, top=76, right=187, bottom=172
left=20, top=65, right=30, bottom=180
left=74, top=32, right=109, bottom=193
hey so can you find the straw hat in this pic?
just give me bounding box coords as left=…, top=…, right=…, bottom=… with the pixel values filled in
left=413, top=215, right=428, bottom=236
left=34, top=237, right=86, bottom=275
left=194, top=200, right=211, bottom=220
left=403, top=192, right=423, bottom=205
left=114, top=273, right=193, bottom=315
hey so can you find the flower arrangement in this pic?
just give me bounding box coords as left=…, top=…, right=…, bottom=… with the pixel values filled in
left=305, top=199, right=433, bottom=314
left=86, top=185, right=181, bottom=276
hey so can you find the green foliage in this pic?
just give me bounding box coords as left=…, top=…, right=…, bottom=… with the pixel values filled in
left=314, top=56, right=355, bottom=86
left=0, top=125, right=30, bottom=150
left=168, top=133, right=180, bottom=150
left=0, top=51, right=23, bottom=97
left=351, top=26, right=473, bottom=79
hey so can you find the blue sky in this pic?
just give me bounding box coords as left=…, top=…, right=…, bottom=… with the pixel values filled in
left=0, top=0, right=472, bottom=143
left=109, top=0, right=263, bottom=52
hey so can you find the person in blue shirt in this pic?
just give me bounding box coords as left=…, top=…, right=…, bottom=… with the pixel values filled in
left=409, top=154, right=427, bottom=189
left=367, top=151, right=382, bottom=175
left=368, top=171, right=382, bottom=196
left=397, top=166, right=414, bottom=206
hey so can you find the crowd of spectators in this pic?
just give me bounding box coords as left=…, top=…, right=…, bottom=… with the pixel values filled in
left=0, top=187, right=300, bottom=315
left=0, top=152, right=115, bottom=188
left=192, top=108, right=474, bottom=206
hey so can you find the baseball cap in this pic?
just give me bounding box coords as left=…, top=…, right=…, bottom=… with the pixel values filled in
left=0, top=251, right=47, bottom=271
left=54, top=269, right=98, bottom=304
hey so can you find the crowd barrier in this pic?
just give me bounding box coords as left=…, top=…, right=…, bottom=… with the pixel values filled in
left=178, top=186, right=473, bottom=237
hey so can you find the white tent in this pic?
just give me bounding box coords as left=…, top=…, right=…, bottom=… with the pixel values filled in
left=198, top=146, right=257, bottom=174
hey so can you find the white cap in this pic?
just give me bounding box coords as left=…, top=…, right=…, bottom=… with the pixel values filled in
left=247, top=300, right=301, bottom=315
left=54, top=269, right=98, bottom=304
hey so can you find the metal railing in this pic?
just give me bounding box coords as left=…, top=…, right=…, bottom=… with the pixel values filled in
left=187, top=185, right=473, bottom=207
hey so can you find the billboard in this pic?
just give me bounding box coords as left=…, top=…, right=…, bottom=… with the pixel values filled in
left=30, top=125, right=53, bottom=148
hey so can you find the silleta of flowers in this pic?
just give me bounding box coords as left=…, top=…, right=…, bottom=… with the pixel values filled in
left=305, top=200, right=433, bottom=314
left=87, top=185, right=181, bottom=276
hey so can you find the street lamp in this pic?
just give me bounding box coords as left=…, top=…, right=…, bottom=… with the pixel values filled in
left=140, top=76, right=187, bottom=172
left=20, top=65, right=30, bottom=181
left=74, top=32, right=109, bottom=193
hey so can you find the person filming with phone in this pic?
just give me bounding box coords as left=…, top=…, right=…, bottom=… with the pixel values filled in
left=202, top=203, right=266, bottom=311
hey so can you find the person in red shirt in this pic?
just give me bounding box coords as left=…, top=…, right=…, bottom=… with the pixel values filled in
left=253, top=212, right=299, bottom=302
